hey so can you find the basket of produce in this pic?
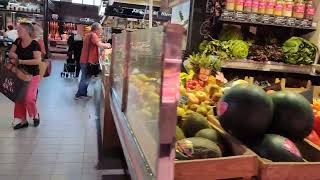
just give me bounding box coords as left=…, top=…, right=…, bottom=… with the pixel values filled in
left=215, top=82, right=320, bottom=180
left=174, top=113, right=258, bottom=180
left=176, top=60, right=259, bottom=179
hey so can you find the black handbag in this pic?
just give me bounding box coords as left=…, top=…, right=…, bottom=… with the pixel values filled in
left=86, top=33, right=100, bottom=76
left=87, top=63, right=100, bottom=76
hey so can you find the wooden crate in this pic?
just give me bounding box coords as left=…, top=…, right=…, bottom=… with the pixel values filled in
left=258, top=140, right=320, bottom=180
left=174, top=123, right=259, bottom=180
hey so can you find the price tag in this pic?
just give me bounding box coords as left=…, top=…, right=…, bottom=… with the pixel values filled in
left=179, top=96, right=189, bottom=105
left=249, top=26, right=257, bottom=35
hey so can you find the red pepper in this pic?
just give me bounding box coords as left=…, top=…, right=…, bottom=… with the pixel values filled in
left=306, top=130, right=320, bottom=146
left=186, top=80, right=199, bottom=90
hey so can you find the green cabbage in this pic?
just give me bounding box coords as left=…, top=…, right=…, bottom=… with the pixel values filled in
left=282, top=37, right=318, bottom=65
left=229, top=40, right=249, bottom=59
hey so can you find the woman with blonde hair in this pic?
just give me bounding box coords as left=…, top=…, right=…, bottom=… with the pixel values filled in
left=8, top=22, right=42, bottom=130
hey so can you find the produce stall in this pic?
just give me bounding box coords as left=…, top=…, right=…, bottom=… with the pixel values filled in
left=183, top=0, right=320, bottom=87
left=101, top=0, right=320, bottom=180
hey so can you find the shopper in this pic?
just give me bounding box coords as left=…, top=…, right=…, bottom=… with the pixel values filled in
left=8, top=22, right=42, bottom=130
left=75, top=22, right=111, bottom=100
left=5, top=25, right=18, bottom=42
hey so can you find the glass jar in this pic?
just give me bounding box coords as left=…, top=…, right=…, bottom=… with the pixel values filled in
left=244, top=0, right=253, bottom=12
left=266, top=0, right=276, bottom=15
left=293, top=0, right=305, bottom=19
left=283, top=0, right=293, bottom=17
left=305, top=0, right=316, bottom=20
left=226, top=0, right=236, bottom=11
left=252, top=0, right=259, bottom=13
left=274, top=0, right=284, bottom=16
left=258, top=0, right=266, bottom=14
left=235, top=0, right=245, bottom=11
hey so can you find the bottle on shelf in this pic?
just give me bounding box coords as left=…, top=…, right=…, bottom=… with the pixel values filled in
left=252, top=0, right=260, bottom=13
left=244, top=0, right=253, bottom=12
left=293, top=0, right=305, bottom=19
left=266, top=0, right=276, bottom=15
left=258, top=0, right=267, bottom=14
left=235, top=0, right=245, bottom=11
left=305, top=0, right=316, bottom=21
left=274, top=0, right=284, bottom=16
left=226, top=0, right=236, bottom=11
left=283, top=0, right=294, bottom=17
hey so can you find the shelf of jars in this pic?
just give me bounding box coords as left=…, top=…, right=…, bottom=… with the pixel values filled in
left=222, top=0, right=317, bottom=29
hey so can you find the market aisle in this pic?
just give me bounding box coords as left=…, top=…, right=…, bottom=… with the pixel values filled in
left=0, top=60, right=127, bottom=180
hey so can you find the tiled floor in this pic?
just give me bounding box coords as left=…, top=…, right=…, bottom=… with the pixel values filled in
left=0, top=61, right=128, bottom=180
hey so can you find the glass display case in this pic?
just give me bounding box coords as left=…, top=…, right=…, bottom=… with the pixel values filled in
left=109, top=24, right=185, bottom=180
left=110, top=32, right=127, bottom=107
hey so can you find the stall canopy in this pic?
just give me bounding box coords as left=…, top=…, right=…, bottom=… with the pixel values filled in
left=105, top=2, right=171, bottom=22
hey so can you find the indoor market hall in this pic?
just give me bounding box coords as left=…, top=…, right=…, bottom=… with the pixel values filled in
left=0, top=60, right=127, bottom=180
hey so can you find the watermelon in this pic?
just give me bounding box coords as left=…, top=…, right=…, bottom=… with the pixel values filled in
left=195, top=128, right=221, bottom=143
left=182, top=112, right=211, bottom=137
left=176, top=126, right=186, bottom=140
left=253, top=134, right=304, bottom=162
left=218, top=84, right=273, bottom=143
left=176, top=137, right=222, bottom=160
left=270, top=91, right=314, bottom=141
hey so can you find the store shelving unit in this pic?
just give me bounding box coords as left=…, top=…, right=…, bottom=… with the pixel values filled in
left=215, top=3, right=320, bottom=82
left=220, top=10, right=317, bottom=30
left=222, top=60, right=319, bottom=76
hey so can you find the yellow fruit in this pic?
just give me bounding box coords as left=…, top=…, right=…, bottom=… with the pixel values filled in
left=207, top=108, right=214, bottom=116
left=137, top=74, right=150, bottom=81
left=231, top=80, right=248, bottom=87
left=202, top=100, right=214, bottom=106
left=196, top=104, right=208, bottom=116
left=189, top=104, right=199, bottom=111
left=205, top=85, right=221, bottom=97
left=195, top=91, right=208, bottom=101
left=212, top=92, right=223, bottom=102
left=208, top=76, right=217, bottom=85
left=180, top=86, right=186, bottom=96
left=177, top=107, right=186, bottom=117
left=186, top=93, right=200, bottom=104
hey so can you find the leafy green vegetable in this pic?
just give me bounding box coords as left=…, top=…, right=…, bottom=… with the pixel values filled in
left=187, top=52, right=222, bottom=74
left=282, top=37, right=318, bottom=65
left=228, top=40, right=249, bottom=59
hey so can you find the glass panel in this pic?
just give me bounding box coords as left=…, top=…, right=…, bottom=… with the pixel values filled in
left=111, top=33, right=127, bottom=104
left=125, top=27, right=164, bottom=176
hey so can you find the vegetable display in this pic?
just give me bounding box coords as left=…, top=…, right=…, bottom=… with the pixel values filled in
left=249, top=44, right=284, bottom=62
left=197, top=36, right=317, bottom=65
left=198, top=39, right=249, bottom=60
left=282, top=37, right=318, bottom=65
